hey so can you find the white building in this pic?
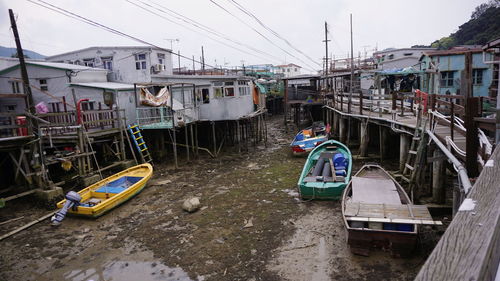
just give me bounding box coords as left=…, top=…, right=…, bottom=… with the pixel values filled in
left=273, top=63, right=301, bottom=77
left=45, top=46, right=173, bottom=83
left=154, top=75, right=255, bottom=121
left=373, top=47, right=436, bottom=70
left=0, top=60, right=138, bottom=124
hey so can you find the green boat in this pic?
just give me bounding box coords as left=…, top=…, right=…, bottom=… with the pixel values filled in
left=297, top=140, right=352, bottom=200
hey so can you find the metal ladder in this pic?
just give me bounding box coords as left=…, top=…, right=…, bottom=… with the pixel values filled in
left=127, top=124, right=153, bottom=164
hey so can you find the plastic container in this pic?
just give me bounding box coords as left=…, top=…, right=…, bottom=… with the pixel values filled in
left=396, top=224, right=414, bottom=232
left=383, top=223, right=397, bottom=230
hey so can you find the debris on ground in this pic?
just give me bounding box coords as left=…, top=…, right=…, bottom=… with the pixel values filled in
left=182, top=197, right=201, bottom=213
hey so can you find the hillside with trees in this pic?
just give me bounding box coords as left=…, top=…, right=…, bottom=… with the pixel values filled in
left=431, top=0, right=500, bottom=49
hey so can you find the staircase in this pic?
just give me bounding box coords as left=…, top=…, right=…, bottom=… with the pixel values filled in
left=127, top=124, right=153, bottom=164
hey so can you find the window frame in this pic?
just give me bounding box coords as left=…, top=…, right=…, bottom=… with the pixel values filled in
left=472, top=69, right=483, bottom=85
left=10, top=81, right=22, bottom=93
left=39, top=79, right=48, bottom=91
left=440, top=71, right=455, bottom=87
left=135, top=53, right=147, bottom=70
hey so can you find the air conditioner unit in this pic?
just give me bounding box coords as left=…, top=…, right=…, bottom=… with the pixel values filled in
left=153, top=64, right=163, bottom=73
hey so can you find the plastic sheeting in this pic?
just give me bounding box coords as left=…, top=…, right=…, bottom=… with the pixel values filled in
left=140, top=87, right=183, bottom=110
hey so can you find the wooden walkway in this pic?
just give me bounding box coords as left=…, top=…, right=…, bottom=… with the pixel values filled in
left=415, top=146, right=500, bottom=281
left=326, top=101, right=467, bottom=154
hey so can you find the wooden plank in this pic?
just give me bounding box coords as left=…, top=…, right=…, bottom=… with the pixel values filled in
left=416, top=147, right=500, bottom=281
left=346, top=217, right=442, bottom=225
left=345, top=202, right=434, bottom=220
left=351, top=177, right=401, bottom=205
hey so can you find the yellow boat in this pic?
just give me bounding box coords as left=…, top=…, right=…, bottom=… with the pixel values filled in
left=56, top=163, right=153, bottom=218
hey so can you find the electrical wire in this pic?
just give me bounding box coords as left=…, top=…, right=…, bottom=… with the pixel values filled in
left=125, top=0, right=274, bottom=64
left=227, top=0, right=321, bottom=68
left=209, top=0, right=318, bottom=72
left=27, top=0, right=214, bottom=68
left=144, top=0, right=283, bottom=62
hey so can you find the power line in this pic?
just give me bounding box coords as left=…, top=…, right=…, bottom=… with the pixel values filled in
left=227, top=0, right=321, bottom=68
left=209, top=0, right=318, bottom=72
left=27, top=0, right=214, bottom=68
left=127, top=0, right=278, bottom=64
left=145, top=0, right=283, bottom=63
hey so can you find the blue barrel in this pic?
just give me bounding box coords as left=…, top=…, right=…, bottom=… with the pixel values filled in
left=333, top=153, right=347, bottom=169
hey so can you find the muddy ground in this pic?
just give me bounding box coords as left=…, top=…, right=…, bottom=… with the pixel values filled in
left=0, top=116, right=441, bottom=281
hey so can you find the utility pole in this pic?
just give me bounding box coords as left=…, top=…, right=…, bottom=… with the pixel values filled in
left=323, top=21, right=330, bottom=77
left=349, top=13, right=354, bottom=114
left=201, top=46, right=205, bottom=75
left=177, top=50, right=181, bottom=74
left=9, top=9, right=46, bottom=187
left=192, top=55, right=195, bottom=75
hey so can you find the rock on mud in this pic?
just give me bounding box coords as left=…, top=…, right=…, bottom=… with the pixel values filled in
left=182, top=197, right=201, bottom=213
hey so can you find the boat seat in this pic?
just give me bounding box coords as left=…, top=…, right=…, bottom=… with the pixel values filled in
left=94, top=176, right=143, bottom=194
left=95, top=186, right=127, bottom=194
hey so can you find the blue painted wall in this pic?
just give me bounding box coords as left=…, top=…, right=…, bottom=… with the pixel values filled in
left=420, top=52, right=494, bottom=96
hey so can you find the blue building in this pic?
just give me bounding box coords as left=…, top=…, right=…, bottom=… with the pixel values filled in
left=419, top=47, right=496, bottom=97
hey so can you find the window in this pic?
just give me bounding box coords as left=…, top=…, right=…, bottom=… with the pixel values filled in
left=101, top=57, right=113, bottom=70
left=83, top=58, right=95, bottom=67
left=388, top=54, right=394, bottom=60
left=214, top=87, right=223, bottom=98
left=403, top=53, right=413, bottom=56
left=294, top=68, right=298, bottom=71
left=224, top=87, right=235, bottom=97
left=81, top=101, right=95, bottom=111
left=440, top=71, right=454, bottom=87
left=202, top=88, right=210, bottom=104
left=157, top=53, right=165, bottom=65
left=224, top=81, right=234, bottom=86
left=287, top=69, right=290, bottom=72
left=39, top=79, right=48, bottom=91
left=10, top=81, right=21, bottom=93
left=238, top=81, right=249, bottom=96
left=135, top=53, right=147, bottom=70
left=472, top=69, right=483, bottom=85
left=5, top=105, right=16, bottom=112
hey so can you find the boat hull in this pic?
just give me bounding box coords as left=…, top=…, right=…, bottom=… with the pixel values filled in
left=297, top=140, right=352, bottom=200
left=347, top=227, right=417, bottom=257
left=56, top=163, right=153, bottom=218
left=342, top=164, right=417, bottom=257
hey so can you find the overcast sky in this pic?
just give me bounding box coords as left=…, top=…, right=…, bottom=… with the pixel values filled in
left=0, top=0, right=487, bottom=72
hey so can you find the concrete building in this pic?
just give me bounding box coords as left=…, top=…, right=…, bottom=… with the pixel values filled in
left=0, top=60, right=138, bottom=124
left=273, top=63, right=301, bottom=78
left=374, top=47, right=436, bottom=70
left=45, top=46, right=173, bottom=83
left=419, top=47, right=495, bottom=97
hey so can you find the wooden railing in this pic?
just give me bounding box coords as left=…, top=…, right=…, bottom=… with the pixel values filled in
left=0, top=112, right=29, bottom=138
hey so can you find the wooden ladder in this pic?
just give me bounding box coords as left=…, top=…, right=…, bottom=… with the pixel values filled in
left=127, top=124, right=153, bottom=164
left=402, top=119, right=428, bottom=201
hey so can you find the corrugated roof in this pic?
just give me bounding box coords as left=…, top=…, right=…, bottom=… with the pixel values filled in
left=29, top=61, right=107, bottom=71
left=425, top=48, right=483, bottom=56
left=46, top=46, right=172, bottom=59
left=69, top=82, right=136, bottom=91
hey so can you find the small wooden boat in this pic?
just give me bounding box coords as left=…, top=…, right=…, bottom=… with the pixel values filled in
left=342, top=164, right=441, bottom=257
left=56, top=163, right=153, bottom=218
left=297, top=140, right=352, bottom=200
left=290, top=121, right=328, bottom=155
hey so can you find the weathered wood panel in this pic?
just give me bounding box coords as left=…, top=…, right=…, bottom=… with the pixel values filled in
left=415, top=147, right=500, bottom=281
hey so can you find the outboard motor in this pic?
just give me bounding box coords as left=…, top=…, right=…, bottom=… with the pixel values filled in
left=51, top=191, right=81, bottom=226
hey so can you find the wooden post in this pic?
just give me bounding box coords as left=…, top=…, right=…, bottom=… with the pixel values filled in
left=212, top=121, right=217, bottom=157
left=359, top=120, right=369, bottom=157
left=432, top=149, right=446, bottom=204
left=359, top=92, right=363, bottom=115
left=379, top=125, right=386, bottom=161
left=399, top=134, right=410, bottom=173
left=465, top=97, right=480, bottom=177
left=339, top=117, right=346, bottom=143
left=450, top=101, right=455, bottom=141
left=185, top=125, right=190, bottom=162
left=171, top=128, right=178, bottom=169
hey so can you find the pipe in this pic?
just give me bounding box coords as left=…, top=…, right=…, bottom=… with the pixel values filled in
left=76, top=98, right=89, bottom=125
left=427, top=129, right=473, bottom=195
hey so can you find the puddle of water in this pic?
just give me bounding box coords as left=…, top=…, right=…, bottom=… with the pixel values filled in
left=63, top=260, right=194, bottom=281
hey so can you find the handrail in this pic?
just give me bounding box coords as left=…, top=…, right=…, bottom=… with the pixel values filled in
left=427, top=129, right=472, bottom=195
